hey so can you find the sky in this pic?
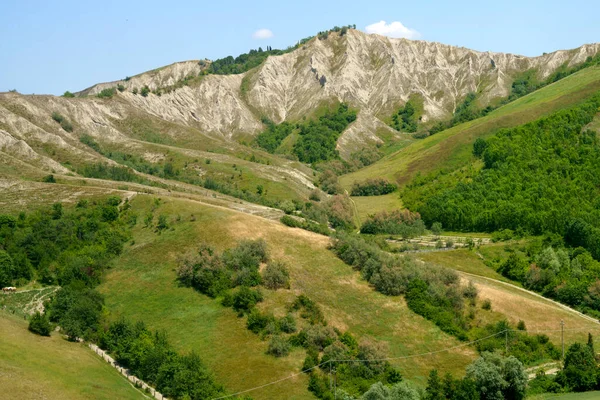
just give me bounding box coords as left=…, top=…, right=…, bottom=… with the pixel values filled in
left=1, top=0, right=599, bottom=95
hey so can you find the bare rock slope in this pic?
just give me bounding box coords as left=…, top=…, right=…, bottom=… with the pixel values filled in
left=1, top=29, right=598, bottom=173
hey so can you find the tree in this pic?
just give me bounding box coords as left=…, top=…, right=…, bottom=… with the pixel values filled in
left=466, top=353, right=507, bottom=400
left=0, top=250, right=15, bottom=287
left=28, top=312, right=52, bottom=336
left=465, top=353, right=526, bottom=400
left=363, top=381, right=420, bottom=400
left=556, top=342, right=599, bottom=391
left=431, top=222, right=443, bottom=236
left=502, top=356, right=527, bottom=400
left=425, top=369, right=445, bottom=400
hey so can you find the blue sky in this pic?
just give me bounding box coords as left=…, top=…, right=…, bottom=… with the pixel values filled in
left=1, top=0, right=599, bottom=95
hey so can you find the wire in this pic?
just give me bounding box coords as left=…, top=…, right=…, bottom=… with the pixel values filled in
left=211, top=325, right=600, bottom=399
left=211, top=330, right=507, bottom=399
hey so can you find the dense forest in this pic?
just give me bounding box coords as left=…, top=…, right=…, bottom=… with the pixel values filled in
left=0, top=198, right=130, bottom=288
left=406, top=95, right=600, bottom=260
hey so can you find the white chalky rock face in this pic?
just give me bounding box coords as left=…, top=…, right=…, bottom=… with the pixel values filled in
left=1, top=30, right=598, bottom=164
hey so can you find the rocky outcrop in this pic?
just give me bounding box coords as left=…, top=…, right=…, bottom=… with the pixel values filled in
left=1, top=30, right=598, bottom=166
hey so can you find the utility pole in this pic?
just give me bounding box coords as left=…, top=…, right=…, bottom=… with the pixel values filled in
left=561, top=320, right=565, bottom=359
left=329, top=361, right=332, bottom=392
left=334, top=364, right=337, bottom=400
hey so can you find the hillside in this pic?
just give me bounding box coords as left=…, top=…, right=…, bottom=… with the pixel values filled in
left=341, top=64, right=600, bottom=189
left=0, top=312, right=144, bottom=400
left=4, top=26, right=600, bottom=400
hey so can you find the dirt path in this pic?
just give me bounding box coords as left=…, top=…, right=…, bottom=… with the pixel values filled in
left=526, top=362, right=562, bottom=379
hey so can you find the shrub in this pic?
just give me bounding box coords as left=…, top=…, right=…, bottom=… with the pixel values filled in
left=97, top=87, right=116, bottom=99
left=290, top=295, right=326, bottom=325
left=42, top=174, right=56, bottom=183
left=28, top=312, right=52, bottom=336
left=117, top=84, right=125, bottom=92
left=304, top=325, right=336, bottom=350
left=325, top=195, right=355, bottom=230
left=246, top=308, right=271, bottom=333
left=279, top=314, right=297, bottom=333
left=361, top=209, right=426, bottom=238
left=318, top=169, right=342, bottom=195
left=232, top=286, right=263, bottom=314
left=431, top=222, right=443, bottom=236
left=262, top=261, right=290, bottom=290
left=63, top=91, right=75, bottom=98
left=51, top=112, right=64, bottom=124
left=350, top=178, right=397, bottom=196
left=309, top=190, right=321, bottom=202
left=140, top=86, right=150, bottom=97
left=481, top=299, right=492, bottom=310
left=267, top=335, right=291, bottom=357
left=281, top=215, right=302, bottom=228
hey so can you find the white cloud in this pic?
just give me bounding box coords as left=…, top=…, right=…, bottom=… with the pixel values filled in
left=252, top=29, right=273, bottom=40
left=364, top=20, right=420, bottom=39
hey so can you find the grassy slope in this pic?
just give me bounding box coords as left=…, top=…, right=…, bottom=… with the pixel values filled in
left=0, top=312, right=144, bottom=400
left=99, top=195, right=479, bottom=399
left=340, top=66, right=600, bottom=191
left=418, top=249, right=600, bottom=347
left=351, top=193, right=404, bottom=224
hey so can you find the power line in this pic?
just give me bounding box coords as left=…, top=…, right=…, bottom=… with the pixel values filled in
left=211, top=325, right=600, bottom=399
left=211, top=330, right=506, bottom=399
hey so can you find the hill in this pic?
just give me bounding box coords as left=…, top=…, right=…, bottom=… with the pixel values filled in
left=4, top=27, right=600, bottom=400
left=0, top=312, right=144, bottom=400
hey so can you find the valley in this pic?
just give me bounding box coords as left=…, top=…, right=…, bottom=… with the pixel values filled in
left=2, top=25, right=600, bottom=400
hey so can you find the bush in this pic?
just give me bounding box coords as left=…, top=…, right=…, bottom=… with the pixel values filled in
left=28, top=312, right=52, bottom=336
left=318, top=169, right=342, bottom=195
left=267, top=335, right=291, bottom=357
left=42, top=174, right=56, bottom=183
left=97, top=87, right=116, bottom=99
left=63, top=91, right=75, bottom=98
left=281, top=215, right=302, bottom=228
left=290, top=295, right=326, bottom=325
left=325, top=195, right=355, bottom=230
left=140, top=86, right=150, bottom=97
left=361, top=209, right=426, bottom=238
left=309, top=190, right=321, bottom=202
left=262, top=261, right=290, bottom=290
left=350, top=178, right=397, bottom=196
left=481, top=299, right=492, bottom=310
left=279, top=314, right=297, bottom=333
left=232, top=286, right=263, bottom=314
left=246, top=308, right=271, bottom=333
